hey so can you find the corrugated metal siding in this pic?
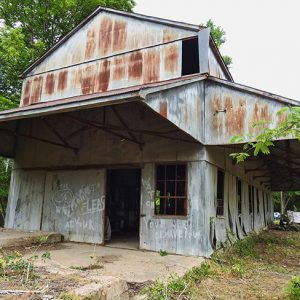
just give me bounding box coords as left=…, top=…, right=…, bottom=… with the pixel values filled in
left=205, top=81, right=288, bottom=144
left=27, top=12, right=192, bottom=76
left=21, top=41, right=182, bottom=106
left=208, top=48, right=227, bottom=80
left=41, top=170, right=106, bottom=244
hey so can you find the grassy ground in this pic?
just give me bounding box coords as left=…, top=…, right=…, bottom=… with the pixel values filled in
left=143, top=229, right=300, bottom=300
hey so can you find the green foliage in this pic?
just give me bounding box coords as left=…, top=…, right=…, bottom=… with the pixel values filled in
left=0, top=158, right=13, bottom=225
left=142, top=263, right=214, bottom=300
left=159, top=249, right=168, bottom=257
left=206, top=19, right=232, bottom=67
left=232, top=235, right=258, bottom=258
left=0, top=251, right=38, bottom=281
left=0, top=0, right=135, bottom=106
left=286, top=276, right=300, bottom=300
left=230, top=106, right=300, bottom=162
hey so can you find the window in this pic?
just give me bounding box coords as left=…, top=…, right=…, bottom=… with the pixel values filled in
left=256, top=189, right=260, bottom=214
left=182, top=37, right=200, bottom=76
left=248, top=185, right=254, bottom=214
left=216, top=170, right=225, bottom=216
left=237, top=179, right=242, bottom=215
left=155, top=164, right=187, bottom=216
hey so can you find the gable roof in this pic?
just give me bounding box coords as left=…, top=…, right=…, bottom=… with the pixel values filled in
left=20, top=6, right=232, bottom=80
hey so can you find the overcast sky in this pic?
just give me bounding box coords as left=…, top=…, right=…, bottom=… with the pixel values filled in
left=135, top=0, right=300, bottom=101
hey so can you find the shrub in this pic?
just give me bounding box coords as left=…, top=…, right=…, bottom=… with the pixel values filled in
left=286, top=276, right=300, bottom=300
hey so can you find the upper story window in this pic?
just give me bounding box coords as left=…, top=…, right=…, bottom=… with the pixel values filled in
left=155, top=164, right=187, bottom=216
left=216, top=170, right=225, bottom=216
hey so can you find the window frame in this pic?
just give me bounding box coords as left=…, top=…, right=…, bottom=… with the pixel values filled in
left=216, top=169, right=225, bottom=217
left=154, top=163, right=188, bottom=217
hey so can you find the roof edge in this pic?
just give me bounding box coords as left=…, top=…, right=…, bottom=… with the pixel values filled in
left=207, top=76, right=300, bottom=106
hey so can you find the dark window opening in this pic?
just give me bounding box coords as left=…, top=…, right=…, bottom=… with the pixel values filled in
left=216, top=170, right=225, bottom=216
left=155, top=164, right=187, bottom=216
left=249, top=185, right=254, bottom=214
left=256, top=189, right=260, bottom=214
left=237, top=179, right=242, bottom=215
left=181, top=37, right=200, bottom=76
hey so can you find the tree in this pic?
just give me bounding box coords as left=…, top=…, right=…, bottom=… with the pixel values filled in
left=0, top=158, right=13, bottom=225
left=0, top=0, right=135, bottom=106
left=230, top=106, right=300, bottom=163
left=0, top=0, right=136, bottom=225
left=206, top=19, right=232, bottom=67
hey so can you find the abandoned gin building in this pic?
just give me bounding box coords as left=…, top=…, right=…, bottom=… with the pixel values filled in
left=1, top=7, right=300, bottom=256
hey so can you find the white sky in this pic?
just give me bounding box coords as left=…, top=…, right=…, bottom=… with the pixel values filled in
left=135, top=0, right=300, bottom=101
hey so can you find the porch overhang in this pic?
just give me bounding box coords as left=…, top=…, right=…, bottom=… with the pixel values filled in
left=225, top=139, right=300, bottom=191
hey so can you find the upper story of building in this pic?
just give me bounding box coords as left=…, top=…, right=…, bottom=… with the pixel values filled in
left=19, top=7, right=233, bottom=107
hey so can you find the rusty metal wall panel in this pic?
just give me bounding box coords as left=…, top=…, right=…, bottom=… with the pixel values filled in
left=20, top=41, right=182, bottom=106
left=208, top=48, right=227, bottom=80
left=27, top=12, right=192, bottom=76
left=205, top=81, right=288, bottom=144
left=41, top=170, right=105, bottom=244
left=5, top=170, right=46, bottom=231
left=140, top=162, right=213, bottom=256
left=145, top=81, right=204, bottom=142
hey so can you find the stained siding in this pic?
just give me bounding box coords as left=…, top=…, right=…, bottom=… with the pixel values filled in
left=41, top=170, right=105, bottom=243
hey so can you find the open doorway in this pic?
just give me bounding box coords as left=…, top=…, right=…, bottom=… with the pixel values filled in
left=105, top=168, right=141, bottom=249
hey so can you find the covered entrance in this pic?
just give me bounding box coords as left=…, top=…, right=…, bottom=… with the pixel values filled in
left=105, top=168, right=141, bottom=249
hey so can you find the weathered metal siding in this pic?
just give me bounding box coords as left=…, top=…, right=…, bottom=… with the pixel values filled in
left=27, top=12, right=192, bottom=76
left=204, top=146, right=272, bottom=245
left=140, top=162, right=213, bottom=256
left=205, top=81, right=288, bottom=145
left=21, top=41, right=182, bottom=106
left=41, top=170, right=105, bottom=243
left=5, top=170, right=46, bottom=231
left=145, top=81, right=205, bottom=142
left=208, top=48, right=227, bottom=80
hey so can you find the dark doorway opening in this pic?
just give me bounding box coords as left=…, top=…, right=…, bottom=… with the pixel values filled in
left=105, top=168, right=141, bottom=249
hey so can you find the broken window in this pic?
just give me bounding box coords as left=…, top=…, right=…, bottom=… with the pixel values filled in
left=181, top=37, right=200, bottom=76
left=237, top=179, right=242, bottom=215
left=216, top=170, right=225, bottom=216
left=155, top=164, right=187, bottom=216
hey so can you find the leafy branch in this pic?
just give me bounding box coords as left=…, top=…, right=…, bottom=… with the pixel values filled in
left=230, top=106, right=300, bottom=163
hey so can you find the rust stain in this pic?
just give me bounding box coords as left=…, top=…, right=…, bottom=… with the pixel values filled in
left=276, top=111, right=288, bottom=127
left=45, top=74, right=55, bottom=95
left=212, top=94, right=222, bottom=133
left=81, top=65, right=96, bottom=95
left=224, top=96, right=246, bottom=135
left=85, top=28, right=96, bottom=59
left=58, top=71, right=68, bottom=91
left=163, top=29, right=178, bottom=43
left=249, top=102, right=271, bottom=134
left=30, top=76, right=43, bottom=104
left=98, top=16, right=113, bottom=56
left=159, top=101, right=168, bottom=118
left=112, top=20, right=127, bottom=52
left=97, top=59, right=111, bottom=92
left=164, top=44, right=179, bottom=73
left=143, top=49, right=160, bottom=83
left=22, top=80, right=32, bottom=106
left=128, top=51, right=143, bottom=80
left=112, top=57, right=125, bottom=81
left=72, top=46, right=82, bottom=64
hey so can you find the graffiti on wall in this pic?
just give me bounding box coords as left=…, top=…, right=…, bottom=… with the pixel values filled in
left=51, top=183, right=105, bottom=231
